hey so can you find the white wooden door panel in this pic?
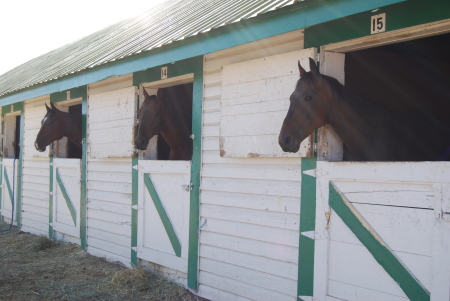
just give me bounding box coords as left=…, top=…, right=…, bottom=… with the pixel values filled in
left=2, top=159, right=19, bottom=224
left=137, top=160, right=191, bottom=273
left=52, top=158, right=81, bottom=238
left=313, top=161, right=450, bottom=301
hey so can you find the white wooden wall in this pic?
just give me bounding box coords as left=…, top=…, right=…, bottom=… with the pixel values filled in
left=86, top=75, right=134, bottom=266
left=220, top=48, right=314, bottom=158
left=21, top=97, right=50, bottom=235
left=199, top=30, right=304, bottom=301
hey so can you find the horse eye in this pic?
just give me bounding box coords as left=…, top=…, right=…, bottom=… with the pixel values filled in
left=305, top=95, right=312, bottom=101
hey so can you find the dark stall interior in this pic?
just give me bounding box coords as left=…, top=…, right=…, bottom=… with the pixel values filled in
left=343, top=33, right=450, bottom=161
left=67, top=104, right=82, bottom=159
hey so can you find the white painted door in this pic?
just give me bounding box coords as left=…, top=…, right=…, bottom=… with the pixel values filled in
left=1, top=158, right=19, bottom=224
left=52, top=158, right=81, bottom=238
left=137, top=160, right=191, bottom=272
left=312, top=161, right=450, bottom=301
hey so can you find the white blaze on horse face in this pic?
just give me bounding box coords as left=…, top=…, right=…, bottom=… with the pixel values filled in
left=42, top=116, right=48, bottom=125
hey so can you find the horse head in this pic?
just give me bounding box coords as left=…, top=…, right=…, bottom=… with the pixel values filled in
left=279, top=58, right=333, bottom=153
left=134, top=89, right=164, bottom=150
left=35, top=103, right=66, bottom=152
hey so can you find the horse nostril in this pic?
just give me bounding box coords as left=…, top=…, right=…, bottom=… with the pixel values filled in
left=284, top=135, right=292, bottom=146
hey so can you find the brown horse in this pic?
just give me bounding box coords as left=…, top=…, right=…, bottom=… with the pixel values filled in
left=35, top=103, right=82, bottom=152
left=279, top=58, right=450, bottom=161
left=134, top=84, right=193, bottom=160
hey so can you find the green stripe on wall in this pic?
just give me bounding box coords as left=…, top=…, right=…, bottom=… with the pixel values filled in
left=49, top=157, right=53, bottom=238
left=329, top=181, right=430, bottom=301
left=143, top=173, right=182, bottom=257
left=187, top=59, right=203, bottom=290
left=15, top=113, right=24, bottom=228
left=298, top=157, right=317, bottom=300
left=131, top=157, right=139, bottom=267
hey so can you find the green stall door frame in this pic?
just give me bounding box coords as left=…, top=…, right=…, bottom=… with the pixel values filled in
left=132, top=56, right=203, bottom=289
left=49, top=86, right=87, bottom=249
left=1, top=102, right=24, bottom=228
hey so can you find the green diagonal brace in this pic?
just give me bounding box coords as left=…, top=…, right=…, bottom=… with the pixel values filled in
left=144, top=173, right=181, bottom=257
left=329, top=181, right=429, bottom=301
left=4, top=169, right=13, bottom=206
left=56, top=169, right=77, bottom=226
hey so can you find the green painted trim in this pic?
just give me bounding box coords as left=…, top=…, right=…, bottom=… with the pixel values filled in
left=55, top=169, right=77, bottom=225
left=187, top=60, right=203, bottom=290
left=131, top=157, right=139, bottom=267
left=80, top=91, right=87, bottom=250
left=49, top=157, right=53, bottom=238
left=134, top=56, right=202, bottom=289
left=143, top=173, right=182, bottom=257
left=15, top=113, right=24, bottom=228
left=4, top=168, right=13, bottom=204
left=298, top=157, right=317, bottom=300
left=0, top=0, right=403, bottom=107
left=329, top=181, right=430, bottom=301
left=305, top=0, right=450, bottom=48
left=2, top=102, right=24, bottom=115
left=50, top=86, right=88, bottom=103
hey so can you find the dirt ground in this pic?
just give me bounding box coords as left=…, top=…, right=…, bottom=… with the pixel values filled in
left=0, top=222, right=207, bottom=301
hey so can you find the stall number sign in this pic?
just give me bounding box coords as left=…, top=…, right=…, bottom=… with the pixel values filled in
left=371, top=13, right=386, bottom=34
left=161, top=66, right=168, bottom=79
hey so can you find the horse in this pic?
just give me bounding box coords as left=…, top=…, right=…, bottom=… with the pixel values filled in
left=35, top=103, right=82, bottom=153
left=279, top=58, right=450, bottom=161
left=134, top=84, right=193, bottom=160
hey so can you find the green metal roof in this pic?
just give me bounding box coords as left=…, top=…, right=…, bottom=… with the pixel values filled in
left=0, top=0, right=296, bottom=97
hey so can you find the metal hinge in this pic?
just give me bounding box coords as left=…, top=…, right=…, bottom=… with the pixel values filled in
left=182, top=183, right=193, bottom=191
left=301, top=230, right=328, bottom=240
left=302, top=168, right=328, bottom=178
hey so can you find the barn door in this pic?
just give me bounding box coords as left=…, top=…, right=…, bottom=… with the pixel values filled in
left=1, top=159, right=19, bottom=224
left=136, top=160, right=191, bottom=272
left=51, top=158, right=81, bottom=238
left=310, top=161, right=450, bottom=301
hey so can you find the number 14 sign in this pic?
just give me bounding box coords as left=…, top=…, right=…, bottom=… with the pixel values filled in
left=371, top=13, right=386, bottom=34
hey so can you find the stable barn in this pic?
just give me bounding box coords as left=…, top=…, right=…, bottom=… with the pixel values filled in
left=0, top=0, right=450, bottom=300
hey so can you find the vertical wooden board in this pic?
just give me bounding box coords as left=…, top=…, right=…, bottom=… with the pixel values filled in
left=23, top=102, right=50, bottom=158
left=88, top=86, right=137, bottom=159
left=220, top=48, right=316, bottom=158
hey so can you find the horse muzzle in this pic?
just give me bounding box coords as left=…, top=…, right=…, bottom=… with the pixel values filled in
left=278, top=133, right=300, bottom=153
left=34, top=141, right=46, bottom=152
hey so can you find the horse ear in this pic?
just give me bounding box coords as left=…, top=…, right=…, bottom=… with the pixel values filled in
left=143, top=88, right=150, bottom=99
left=298, top=60, right=307, bottom=77
left=309, top=57, right=320, bottom=76
left=45, top=103, right=51, bottom=112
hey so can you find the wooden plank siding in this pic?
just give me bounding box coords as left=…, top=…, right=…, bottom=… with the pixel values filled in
left=199, top=30, right=305, bottom=301
left=86, top=77, right=135, bottom=266
left=20, top=97, right=50, bottom=235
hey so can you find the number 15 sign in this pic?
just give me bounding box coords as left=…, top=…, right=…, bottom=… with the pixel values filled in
left=371, top=13, right=386, bottom=34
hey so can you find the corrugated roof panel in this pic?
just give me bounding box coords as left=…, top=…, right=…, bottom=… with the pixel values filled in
left=0, top=0, right=296, bottom=97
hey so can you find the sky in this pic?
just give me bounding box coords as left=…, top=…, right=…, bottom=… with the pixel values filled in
left=0, top=0, right=167, bottom=76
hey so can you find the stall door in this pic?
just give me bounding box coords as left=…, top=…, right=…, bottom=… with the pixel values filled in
left=52, top=158, right=81, bottom=238
left=1, top=158, right=19, bottom=224
left=311, top=161, right=450, bottom=301
left=137, top=160, right=191, bottom=272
